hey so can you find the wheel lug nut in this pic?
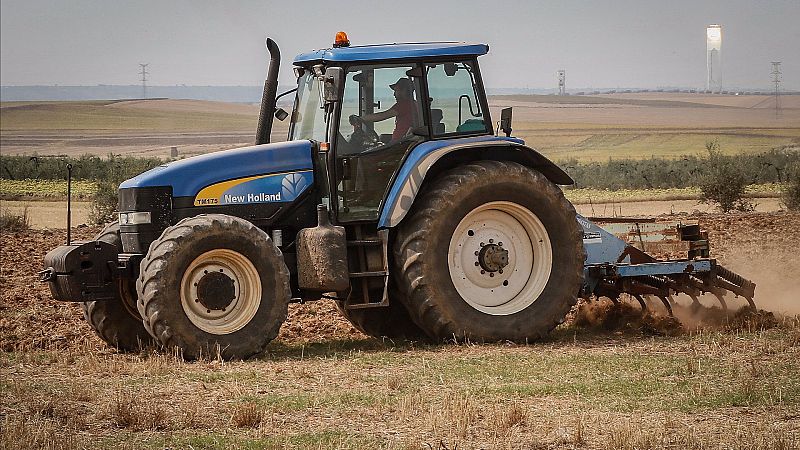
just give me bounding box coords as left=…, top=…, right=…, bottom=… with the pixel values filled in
left=195, top=299, right=199, bottom=303
left=489, top=239, right=494, bottom=243
left=480, top=242, right=484, bottom=247
left=474, top=251, right=479, bottom=256
left=489, top=272, right=495, bottom=277
left=474, top=261, right=480, bottom=266
left=499, top=269, right=503, bottom=274
left=498, top=242, right=503, bottom=246
left=480, top=270, right=485, bottom=274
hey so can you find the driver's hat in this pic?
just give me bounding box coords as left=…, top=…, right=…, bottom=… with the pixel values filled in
left=390, top=78, right=412, bottom=91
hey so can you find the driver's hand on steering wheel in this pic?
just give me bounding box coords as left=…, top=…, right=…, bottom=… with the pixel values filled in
left=349, top=114, right=363, bottom=126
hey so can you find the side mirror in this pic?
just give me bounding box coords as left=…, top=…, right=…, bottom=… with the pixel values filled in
left=444, top=62, right=458, bottom=76
left=274, top=108, right=289, bottom=121
left=500, top=107, right=513, bottom=137
left=322, top=67, right=344, bottom=103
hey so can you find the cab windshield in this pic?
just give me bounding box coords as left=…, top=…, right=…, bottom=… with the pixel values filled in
left=289, top=72, right=328, bottom=141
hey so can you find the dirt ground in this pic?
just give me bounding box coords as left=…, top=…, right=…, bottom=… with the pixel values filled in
left=1, top=210, right=799, bottom=449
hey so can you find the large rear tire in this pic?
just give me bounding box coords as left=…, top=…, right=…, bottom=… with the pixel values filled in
left=335, top=285, right=430, bottom=341
left=82, top=222, right=154, bottom=352
left=137, top=214, right=290, bottom=360
left=394, top=161, right=585, bottom=342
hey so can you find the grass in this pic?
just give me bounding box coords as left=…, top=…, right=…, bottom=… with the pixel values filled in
left=1, top=321, right=798, bottom=449
left=0, top=207, right=30, bottom=231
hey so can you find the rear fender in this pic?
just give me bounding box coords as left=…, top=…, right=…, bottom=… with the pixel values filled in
left=378, top=136, right=573, bottom=228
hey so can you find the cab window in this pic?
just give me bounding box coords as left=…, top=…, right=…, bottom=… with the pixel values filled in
left=425, top=61, right=489, bottom=136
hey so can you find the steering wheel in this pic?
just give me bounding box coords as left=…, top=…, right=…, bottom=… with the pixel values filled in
left=350, top=115, right=380, bottom=144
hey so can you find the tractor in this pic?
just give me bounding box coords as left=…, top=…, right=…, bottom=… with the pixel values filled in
left=41, top=34, right=756, bottom=359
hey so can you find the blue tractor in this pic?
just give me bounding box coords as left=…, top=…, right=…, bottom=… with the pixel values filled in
left=42, top=34, right=755, bottom=359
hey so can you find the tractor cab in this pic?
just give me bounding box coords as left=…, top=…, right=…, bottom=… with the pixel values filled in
left=289, top=36, right=494, bottom=222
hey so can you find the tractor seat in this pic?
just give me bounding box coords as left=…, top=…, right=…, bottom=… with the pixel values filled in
left=430, top=109, right=445, bottom=134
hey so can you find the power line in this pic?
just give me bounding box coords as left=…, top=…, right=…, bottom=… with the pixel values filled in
left=771, top=61, right=781, bottom=118
left=139, top=63, right=149, bottom=99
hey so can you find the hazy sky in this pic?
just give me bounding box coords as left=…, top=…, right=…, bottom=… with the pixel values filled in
left=1, top=0, right=798, bottom=90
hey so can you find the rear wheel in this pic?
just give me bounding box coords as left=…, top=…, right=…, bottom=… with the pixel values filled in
left=335, top=285, right=430, bottom=341
left=137, top=214, right=290, bottom=360
left=82, top=222, right=154, bottom=351
left=394, top=161, right=585, bottom=342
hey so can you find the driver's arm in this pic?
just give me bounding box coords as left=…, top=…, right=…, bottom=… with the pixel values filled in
left=359, top=104, right=397, bottom=123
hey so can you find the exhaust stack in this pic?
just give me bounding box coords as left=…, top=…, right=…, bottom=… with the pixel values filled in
left=255, top=38, right=281, bottom=145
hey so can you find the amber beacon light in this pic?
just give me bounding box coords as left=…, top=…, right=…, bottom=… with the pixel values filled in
left=333, top=31, right=350, bottom=48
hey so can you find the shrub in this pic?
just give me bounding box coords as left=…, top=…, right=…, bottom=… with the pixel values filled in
left=698, top=141, right=753, bottom=213
left=560, top=146, right=799, bottom=190
left=89, top=181, right=119, bottom=225
left=782, top=163, right=800, bottom=211
left=0, top=154, right=164, bottom=182
left=0, top=207, right=30, bottom=232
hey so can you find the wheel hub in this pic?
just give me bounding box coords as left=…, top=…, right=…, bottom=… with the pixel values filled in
left=196, top=271, right=236, bottom=311
left=180, top=248, right=262, bottom=335
left=478, top=243, right=508, bottom=272
left=448, top=201, right=553, bottom=315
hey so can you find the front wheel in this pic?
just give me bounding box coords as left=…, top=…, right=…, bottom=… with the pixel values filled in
left=394, top=161, right=585, bottom=342
left=137, top=214, right=290, bottom=360
left=83, top=221, right=154, bottom=351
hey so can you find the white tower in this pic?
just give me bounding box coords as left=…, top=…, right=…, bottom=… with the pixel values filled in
left=557, top=70, right=566, bottom=95
left=706, top=25, right=722, bottom=93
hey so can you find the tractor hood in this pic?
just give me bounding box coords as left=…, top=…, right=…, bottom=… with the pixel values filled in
left=120, top=140, right=314, bottom=198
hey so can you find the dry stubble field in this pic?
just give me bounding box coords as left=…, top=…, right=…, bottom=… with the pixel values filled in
left=2, top=93, right=798, bottom=161
left=1, top=211, right=799, bottom=450
left=2, top=94, right=800, bottom=449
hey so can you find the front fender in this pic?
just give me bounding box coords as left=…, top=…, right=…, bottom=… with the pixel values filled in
left=378, top=136, right=573, bottom=228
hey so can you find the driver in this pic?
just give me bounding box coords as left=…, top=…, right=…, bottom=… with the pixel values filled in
left=350, top=77, right=417, bottom=141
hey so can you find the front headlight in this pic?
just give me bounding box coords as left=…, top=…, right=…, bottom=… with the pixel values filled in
left=119, top=211, right=152, bottom=225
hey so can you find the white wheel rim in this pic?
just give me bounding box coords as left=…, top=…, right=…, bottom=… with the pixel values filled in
left=180, top=249, right=262, bottom=335
left=448, top=201, right=552, bottom=315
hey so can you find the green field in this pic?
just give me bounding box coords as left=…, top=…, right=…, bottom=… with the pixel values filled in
left=0, top=179, right=98, bottom=199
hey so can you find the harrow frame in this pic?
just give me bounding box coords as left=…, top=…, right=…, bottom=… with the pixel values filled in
left=579, top=214, right=757, bottom=313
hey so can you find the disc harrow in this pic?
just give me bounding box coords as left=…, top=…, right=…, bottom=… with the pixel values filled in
left=578, top=215, right=756, bottom=315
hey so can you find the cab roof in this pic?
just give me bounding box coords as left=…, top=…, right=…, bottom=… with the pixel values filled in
left=293, top=42, right=489, bottom=65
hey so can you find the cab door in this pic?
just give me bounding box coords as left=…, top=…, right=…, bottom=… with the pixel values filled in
left=333, top=64, right=426, bottom=222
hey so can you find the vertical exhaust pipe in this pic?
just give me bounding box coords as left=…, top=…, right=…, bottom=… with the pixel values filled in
left=255, top=38, right=280, bottom=145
